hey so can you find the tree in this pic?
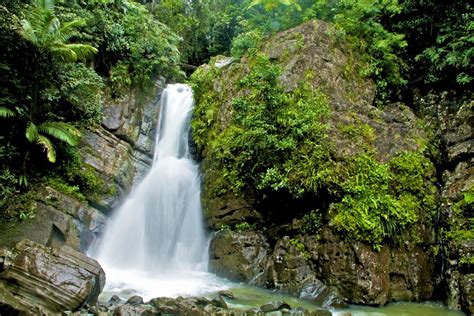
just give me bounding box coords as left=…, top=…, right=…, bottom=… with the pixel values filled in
left=19, top=0, right=97, bottom=62
left=14, top=0, right=97, bottom=163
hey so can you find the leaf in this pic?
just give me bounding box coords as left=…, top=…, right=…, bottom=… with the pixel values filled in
left=37, top=121, right=81, bottom=146
left=25, top=122, right=39, bottom=143
left=36, top=134, right=56, bottom=163
left=0, top=106, right=15, bottom=118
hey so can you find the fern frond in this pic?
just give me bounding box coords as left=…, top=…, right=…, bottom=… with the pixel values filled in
left=36, top=134, right=56, bottom=163
left=0, top=106, right=15, bottom=118
left=19, top=19, right=38, bottom=45
left=38, top=121, right=81, bottom=146
left=50, top=44, right=77, bottom=61
left=25, top=122, right=39, bottom=143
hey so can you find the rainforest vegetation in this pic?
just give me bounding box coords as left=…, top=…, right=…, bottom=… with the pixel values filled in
left=0, top=0, right=472, bottom=245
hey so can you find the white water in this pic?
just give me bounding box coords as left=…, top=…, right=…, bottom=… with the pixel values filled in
left=91, top=84, right=229, bottom=301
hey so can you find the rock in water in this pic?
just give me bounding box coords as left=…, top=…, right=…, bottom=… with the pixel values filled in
left=0, top=239, right=105, bottom=314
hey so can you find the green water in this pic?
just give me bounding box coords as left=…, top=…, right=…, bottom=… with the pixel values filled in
left=224, top=285, right=466, bottom=316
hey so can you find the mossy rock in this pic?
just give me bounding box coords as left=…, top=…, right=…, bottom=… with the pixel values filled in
left=191, top=20, right=437, bottom=249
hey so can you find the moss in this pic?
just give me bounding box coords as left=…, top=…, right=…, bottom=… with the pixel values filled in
left=445, top=188, right=474, bottom=265
left=339, top=122, right=376, bottom=152
left=289, top=237, right=311, bottom=261
left=44, top=176, right=86, bottom=202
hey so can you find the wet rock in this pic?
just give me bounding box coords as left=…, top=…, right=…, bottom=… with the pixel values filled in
left=203, top=191, right=263, bottom=230
left=460, top=273, right=474, bottom=315
left=209, top=230, right=270, bottom=282
left=80, top=128, right=135, bottom=210
left=259, top=236, right=316, bottom=293
left=108, top=295, right=122, bottom=306
left=300, top=279, right=346, bottom=309
left=113, top=304, right=157, bottom=316
left=126, top=295, right=144, bottom=306
left=211, top=295, right=228, bottom=308
left=305, top=229, right=434, bottom=305
left=0, top=239, right=105, bottom=314
left=0, top=186, right=106, bottom=253
left=218, top=290, right=235, bottom=299
left=260, top=300, right=291, bottom=312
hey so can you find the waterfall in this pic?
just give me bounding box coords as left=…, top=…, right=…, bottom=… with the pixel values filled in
left=91, top=84, right=226, bottom=300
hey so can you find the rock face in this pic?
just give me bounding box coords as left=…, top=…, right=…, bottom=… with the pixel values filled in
left=0, top=239, right=105, bottom=314
left=0, top=80, right=165, bottom=254
left=0, top=186, right=105, bottom=252
left=80, top=80, right=164, bottom=211
left=420, top=96, right=473, bottom=314
left=306, top=228, right=434, bottom=305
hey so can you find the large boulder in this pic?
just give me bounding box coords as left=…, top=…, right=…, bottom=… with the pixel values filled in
left=0, top=239, right=105, bottom=314
left=195, top=20, right=437, bottom=306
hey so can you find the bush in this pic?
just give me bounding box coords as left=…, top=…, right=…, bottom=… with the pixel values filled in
left=231, top=30, right=264, bottom=59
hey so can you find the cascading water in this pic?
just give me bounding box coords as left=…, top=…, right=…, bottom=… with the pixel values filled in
left=91, top=84, right=227, bottom=300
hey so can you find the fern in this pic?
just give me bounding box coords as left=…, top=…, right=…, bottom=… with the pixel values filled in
left=37, top=121, right=81, bottom=146
left=0, top=106, right=15, bottom=118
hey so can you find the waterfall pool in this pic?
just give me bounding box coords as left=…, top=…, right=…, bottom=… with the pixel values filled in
left=98, top=279, right=465, bottom=316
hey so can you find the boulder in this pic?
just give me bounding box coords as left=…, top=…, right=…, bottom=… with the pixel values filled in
left=209, top=230, right=270, bottom=282
left=0, top=239, right=105, bottom=314
left=126, top=295, right=144, bottom=306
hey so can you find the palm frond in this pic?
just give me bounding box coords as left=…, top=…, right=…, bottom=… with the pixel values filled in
left=19, top=19, right=38, bottom=45
left=0, top=106, right=15, bottom=118
left=66, top=43, right=98, bottom=60
left=25, top=122, right=39, bottom=143
left=36, top=134, right=56, bottom=163
left=37, top=121, right=81, bottom=146
left=50, top=44, right=78, bottom=61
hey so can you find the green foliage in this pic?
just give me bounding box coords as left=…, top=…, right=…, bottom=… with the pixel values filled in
left=59, top=147, right=105, bottom=194
left=248, top=0, right=301, bottom=13
left=300, top=210, right=322, bottom=235
left=0, top=0, right=182, bottom=202
left=25, top=121, right=81, bottom=163
left=393, top=0, right=473, bottom=90
left=304, top=0, right=407, bottom=102
left=235, top=221, right=255, bottom=231
left=57, top=0, right=182, bottom=93
left=445, top=187, right=473, bottom=266
left=19, top=0, right=98, bottom=62
left=231, top=30, right=264, bottom=59
left=330, top=151, right=436, bottom=249
left=192, top=53, right=331, bottom=198
left=289, top=237, right=311, bottom=260
left=152, top=0, right=238, bottom=66
left=44, top=175, right=86, bottom=202
left=219, top=223, right=231, bottom=231
left=56, top=63, right=104, bottom=124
